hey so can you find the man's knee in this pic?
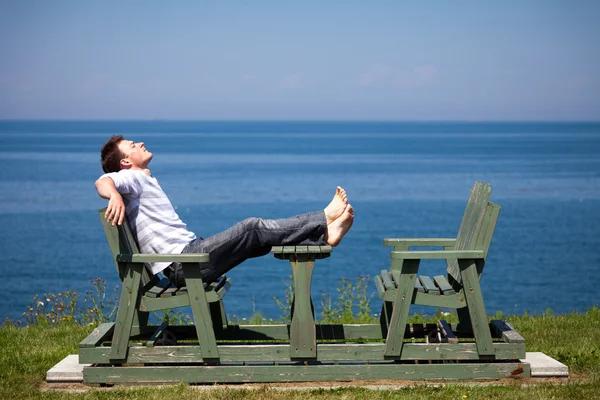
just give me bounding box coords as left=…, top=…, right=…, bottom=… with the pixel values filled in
left=241, top=217, right=262, bottom=231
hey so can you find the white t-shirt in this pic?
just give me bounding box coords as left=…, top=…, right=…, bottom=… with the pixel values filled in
left=98, top=169, right=196, bottom=274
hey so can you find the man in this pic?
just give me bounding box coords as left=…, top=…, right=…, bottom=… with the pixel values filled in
left=95, top=135, right=354, bottom=286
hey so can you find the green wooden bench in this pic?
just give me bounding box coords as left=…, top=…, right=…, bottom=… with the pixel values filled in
left=375, top=181, right=527, bottom=361
left=80, top=209, right=231, bottom=363
left=79, top=183, right=529, bottom=384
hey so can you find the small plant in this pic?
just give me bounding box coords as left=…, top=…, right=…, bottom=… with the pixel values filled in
left=272, top=275, right=294, bottom=323
left=320, top=276, right=376, bottom=324
left=82, top=278, right=119, bottom=324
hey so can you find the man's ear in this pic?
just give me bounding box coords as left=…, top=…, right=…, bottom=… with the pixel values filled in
left=120, top=158, right=131, bottom=169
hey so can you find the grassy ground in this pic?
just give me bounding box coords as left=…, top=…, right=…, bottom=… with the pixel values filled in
left=1, top=308, right=599, bottom=399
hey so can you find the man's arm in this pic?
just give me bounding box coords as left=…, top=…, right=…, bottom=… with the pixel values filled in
left=95, top=177, right=126, bottom=226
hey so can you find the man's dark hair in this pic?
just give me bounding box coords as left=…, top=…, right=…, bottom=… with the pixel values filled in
left=100, top=135, right=125, bottom=173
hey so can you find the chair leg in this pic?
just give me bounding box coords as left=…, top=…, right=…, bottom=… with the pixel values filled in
left=209, top=300, right=227, bottom=332
left=110, top=263, right=143, bottom=361
left=384, top=259, right=420, bottom=358
left=182, top=263, right=219, bottom=362
left=459, top=259, right=494, bottom=357
left=133, top=310, right=149, bottom=328
left=455, top=307, right=473, bottom=334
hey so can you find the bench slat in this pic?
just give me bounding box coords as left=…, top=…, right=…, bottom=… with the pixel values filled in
left=419, top=276, right=440, bottom=295
left=433, top=275, right=455, bottom=295
left=374, top=275, right=386, bottom=299
left=380, top=270, right=395, bottom=290
left=437, top=320, right=458, bottom=344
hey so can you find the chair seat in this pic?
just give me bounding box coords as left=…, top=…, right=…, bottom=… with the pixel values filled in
left=375, top=270, right=457, bottom=299
left=143, top=275, right=231, bottom=301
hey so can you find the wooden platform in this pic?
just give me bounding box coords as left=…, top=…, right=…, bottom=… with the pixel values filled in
left=46, top=352, right=567, bottom=385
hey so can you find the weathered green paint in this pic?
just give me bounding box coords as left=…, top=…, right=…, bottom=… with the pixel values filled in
left=116, top=253, right=210, bottom=263
left=383, top=238, right=456, bottom=247
left=83, top=362, right=530, bottom=384
left=437, top=320, right=458, bottom=344
left=490, top=320, right=526, bottom=344
left=289, top=255, right=317, bottom=359
left=79, top=323, right=114, bottom=348
left=459, top=258, right=495, bottom=356
left=182, top=262, right=219, bottom=361
left=80, top=341, right=526, bottom=364
left=384, top=259, right=419, bottom=357
left=110, top=262, right=143, bottom=360
left=419, top=276, right=439, bottom=294
left=86, top=187, right=527, bottom=384
left=391, top=250, right=484, bottom=259
left=433, top=275, right=455, bottom=294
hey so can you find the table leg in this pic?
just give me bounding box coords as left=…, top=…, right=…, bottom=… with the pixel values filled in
left=289, top=254, right=317, bottom=359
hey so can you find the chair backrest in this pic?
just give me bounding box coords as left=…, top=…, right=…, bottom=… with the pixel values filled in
left=445, top=182, right=500, bottom=284
left=99, top=208, right=153, bottom=286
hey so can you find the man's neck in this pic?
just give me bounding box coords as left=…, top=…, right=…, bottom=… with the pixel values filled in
left=128, top=167, right=152, bottom=176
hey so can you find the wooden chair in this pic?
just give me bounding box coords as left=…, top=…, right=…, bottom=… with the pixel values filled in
left=375, top=181, right=526, bottom=359
left=81, top=208, right=231, bottom=362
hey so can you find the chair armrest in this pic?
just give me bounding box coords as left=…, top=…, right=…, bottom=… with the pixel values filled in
left=383, top=238, right=456, bottom=247
left=390, top=250, right=483, bottom=260
left=116, top=253, right=210, bottom=263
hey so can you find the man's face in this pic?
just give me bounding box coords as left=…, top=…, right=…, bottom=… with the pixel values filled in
left=118, top=140, right=153, bottom=170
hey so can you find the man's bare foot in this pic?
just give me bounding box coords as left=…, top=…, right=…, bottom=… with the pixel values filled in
left=324, top=186, right=348, bottom=225
left=326, top=204, right=354, bottom=247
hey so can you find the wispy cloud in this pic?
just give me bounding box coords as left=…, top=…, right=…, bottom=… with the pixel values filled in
left=281, top=73, right=303, bottom=88
left=358, top=63, right=389, bottom=87
left=394, top=64, right=439, bottom=88
left=358, top=64, right=439, bottom=88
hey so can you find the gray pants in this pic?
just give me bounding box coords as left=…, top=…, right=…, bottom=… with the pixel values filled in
left=165, top=211, right=327, bottom=287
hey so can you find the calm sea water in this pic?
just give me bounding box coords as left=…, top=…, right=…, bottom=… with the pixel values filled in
left=1, top=121, right=599, bottom=323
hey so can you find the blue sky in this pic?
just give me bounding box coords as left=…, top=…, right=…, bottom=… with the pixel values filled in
left=1, top=1, right=599, bottom=120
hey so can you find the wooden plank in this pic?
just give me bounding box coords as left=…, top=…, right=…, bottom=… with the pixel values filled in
left=391, top=250, right=484, bottom=260
left=289, top=259, right=317, bottom=358
left=283, top=246, right=296, bottom=254
left=83, top=362, right=530, bottom=384
left=437, top=320, right=458, bottom=344
left=307, top=245, right=321, bottom=253
left=433, top=275, right=455, bottom=294
left=117, top=253, right=209, bottom=263
left=380, top=270, right=395, bottom=290
left=143, top=278, right=174, bottom=298
left=110, top=262, right=143, bottom=360
left=448, top=182, right=491, bottom=283
left=146, top=321, right=169, bottom=347
left=79, top=323, right=115, bottom=348
left=490, top=320, right=526, bottom=343
left=384, top=259, right=420, bottom=357
left=140, top=293, right=191, bottom=312
left=383, top=238, right=457, bottom=247
left=459, top=258, right=494, bottom=356
left=294, top=246, right=309, bottom=253
left=182, top=263, right=219, bottom=361
left=419, top=276, right=439, bottom=295
left=389, top=270, right=423, bottom=294
left=319, top=245, right=332, bottom=253
left=80, top=342, right=526, bottom=364
left=374, top=275, right=386, bottom=299
left=413, top=292, right=465, bottom=308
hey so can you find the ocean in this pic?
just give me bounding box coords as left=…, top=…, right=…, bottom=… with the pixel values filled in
left=1, top=120, right=599, bottom=323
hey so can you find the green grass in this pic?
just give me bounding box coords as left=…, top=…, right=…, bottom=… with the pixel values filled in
left=1, top=308, right=599, bottom=399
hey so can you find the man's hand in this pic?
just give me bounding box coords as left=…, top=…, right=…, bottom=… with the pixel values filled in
left=95, top=177, right=126, bottom=225
left=105, top=193, right=126, bottom=226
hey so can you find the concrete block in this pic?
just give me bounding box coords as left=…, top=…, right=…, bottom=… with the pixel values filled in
left=46, top=355, right=89, bottom=383
left=523, top=352, right=569, bottom=377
